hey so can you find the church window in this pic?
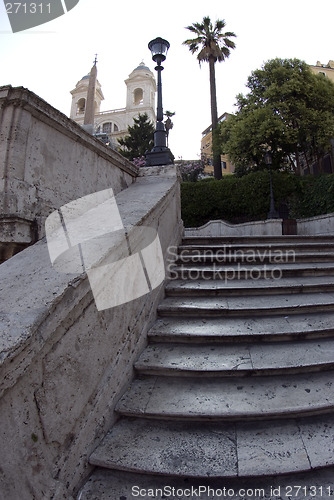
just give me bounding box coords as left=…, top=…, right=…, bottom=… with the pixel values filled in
left=102, top=122, right=112, bottom=134
left=134, top=88, right=144, bottom=105
left=113, top=123, right=119, bottom=132
left=77, top=98, right=86, bottom=114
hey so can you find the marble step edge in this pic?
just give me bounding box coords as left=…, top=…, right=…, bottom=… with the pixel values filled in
left=148, top=314, right=334, bottom=343
left=116, top=371, right=334, bottom=422
left=89, top=413, right=334, bottom=478
left=178, top=242, right=334, bottom=251
left=174, top=253, right=334, bottom=264
left=134, top=339, right=334, bottom=377
left=157, top=298, right=334, bottom=318
left=78, top=466, right=334, bottom=500
left=165, top=278, right=334, bottom=297
left=169, top=266, right=334, bottom=281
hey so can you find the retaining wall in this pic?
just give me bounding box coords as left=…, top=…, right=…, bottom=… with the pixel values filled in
left=0, top=165, right=182, bottom=499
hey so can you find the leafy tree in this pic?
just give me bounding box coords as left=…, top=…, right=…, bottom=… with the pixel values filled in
left=183, top=16, right=236, bottom=179
left=118, top=113, right=154, bottom=160
left=219, top=58, right=334, bottom=175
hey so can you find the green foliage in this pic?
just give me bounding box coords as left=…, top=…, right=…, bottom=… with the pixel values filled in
left=218, top=58, right=334, bottom=175
left=291, top=174, right=334, bottom=218
left=181, top=171, right=334, bottom=228
left=183, top=16, right=236, bottom=64
left=118, top=113, right=154, bottom=160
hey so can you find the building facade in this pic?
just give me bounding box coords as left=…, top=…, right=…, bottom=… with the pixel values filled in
left=309, top=60, right=334, bottom=83
left=70, top=62, right=156, bottom=149
left=201, top=113, right=235, bottom=175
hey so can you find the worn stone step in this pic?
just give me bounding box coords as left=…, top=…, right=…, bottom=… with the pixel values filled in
left=175, top=251, right=334, bottom=266
left=166, top=276, right=334, bottom=297
left=89, top=413, right=334, bottom=478
left=79, top=465, right=334, bottom=499
left=157, top=292, right=334, bottom=318
left=135, top=338, right=334, bottom=377
left=182, top=235, right=334, bottom=247
left=178, top=241, right=334, bottom=255
left=116, top=371, right=334, bottom=421
left=148, top=312, right=334, bottom=343
left=170, top=261, right=334, bottom=280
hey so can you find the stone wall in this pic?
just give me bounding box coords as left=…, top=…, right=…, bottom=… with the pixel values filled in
left=0, top=85, right=138, bottom=262
left=185, top=218, right=283, bottom=237
left=0, top=165, right=182, bottom=499
left=296, top=212, right=334, bottom=235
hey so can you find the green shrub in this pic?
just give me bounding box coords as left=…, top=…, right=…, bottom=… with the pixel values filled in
left=181, top=171, right=333, bottom=227
left=290, top=175, right=334, bottom=218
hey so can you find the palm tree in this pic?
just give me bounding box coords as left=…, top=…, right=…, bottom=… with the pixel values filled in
left=183, top=16, right=236, bottom=179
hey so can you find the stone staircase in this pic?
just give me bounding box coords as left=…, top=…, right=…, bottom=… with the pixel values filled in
left=79, top=235, right=334, bottom=499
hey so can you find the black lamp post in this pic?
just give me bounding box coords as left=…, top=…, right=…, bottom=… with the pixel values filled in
left=145, top=37, right=174, bottom=166
left=265, top=151, right=279, bottom=219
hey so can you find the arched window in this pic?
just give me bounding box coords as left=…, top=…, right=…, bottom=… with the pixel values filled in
left=102, top=122, right=112, bottom=134
left=134, top=88, right=144, bottom=105
left=77, top=98, right=86, bottom=114
left=114, top=123, right=119, bottom=132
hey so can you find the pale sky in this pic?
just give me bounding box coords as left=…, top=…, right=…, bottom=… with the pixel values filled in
left=1, top=0, right=333, bottom=160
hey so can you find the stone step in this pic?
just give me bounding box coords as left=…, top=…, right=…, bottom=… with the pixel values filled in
left=182, top=235, right=334, bottom=246
left=148, top=312, right=334, bottom=343
left=79, top=465, right=334, bottom=499
left=135, top=338, right=334, bottom=377
left=157, top=292, right=334, bottom=318
left=166, top=276, right=334, bottom=297
left=79, top=235, right=334, bottom=496
left=116, top=371, right=334, bottom=421
left=170, top=262, right=334, bottom=280
left=178, top=241, right=334, bottom=254
left=175, top=251, right=334, bottom=265
left=89, top=413, right=334, bottom=478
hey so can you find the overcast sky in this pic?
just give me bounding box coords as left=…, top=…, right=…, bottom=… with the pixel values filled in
left=1, top=0, right=333, bottom=160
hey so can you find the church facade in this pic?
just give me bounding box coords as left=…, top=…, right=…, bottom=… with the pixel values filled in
left=70, top=62, right=157, bottom=149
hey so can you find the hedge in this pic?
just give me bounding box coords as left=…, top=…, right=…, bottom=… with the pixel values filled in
left=181, top=172, right=334, bottom=228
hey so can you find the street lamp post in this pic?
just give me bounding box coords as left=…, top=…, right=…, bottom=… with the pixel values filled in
left=265, top=151, right=279, bottom=219
left=145, top=37, right=174, bottom=166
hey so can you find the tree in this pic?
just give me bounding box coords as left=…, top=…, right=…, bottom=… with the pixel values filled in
left=183, top=16, right=236, bottom=179
left=118, top=113, right=154, bottom=160
left=219, top=58, right=334, bottom=175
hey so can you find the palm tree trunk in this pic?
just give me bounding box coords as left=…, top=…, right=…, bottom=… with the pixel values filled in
left=209, top=56, right=222, bottom=179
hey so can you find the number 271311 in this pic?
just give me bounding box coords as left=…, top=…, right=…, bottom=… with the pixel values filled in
left=5, top=3, right=51, bottom=14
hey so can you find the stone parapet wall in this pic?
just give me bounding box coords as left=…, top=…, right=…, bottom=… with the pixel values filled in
left=0, top=165, right=182, bottom=499
left=296, top=212, right=334, bottom=235
left=0, top=85, right=138, bottom=261
left=185, top=218, right=283, bottom=237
